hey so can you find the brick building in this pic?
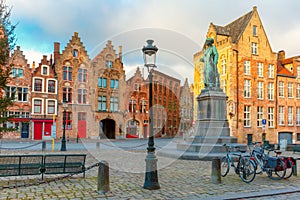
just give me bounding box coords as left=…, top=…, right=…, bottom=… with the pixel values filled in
left=276, top=51, right=300, bottom=144
left=125, top=67, right=149, bottom=138
left=31, top=55, right=57, bottom=140
left=125, top=67, right=181, bottom=138
left=194, top=6, right=300, bottom=144
left=54, top=32, right=94, bottom=140
left=2, top=46, right=31, bottom=139
left=152, top=70, right=181, bottom=137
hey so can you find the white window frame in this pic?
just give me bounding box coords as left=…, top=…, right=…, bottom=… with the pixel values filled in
left=41, top=65, right=49, bottom=76
left=46, top=78, right=57, bottom=94
left=268, top=107, right=274, bottom=128
left=46, top=99, right=57, bottom=115
left=244, top=105, right=251, bottom=127
left=296, top=107, right=300, bottom=126
left=288, top=82, right=293, bottom=98
left=257, top=106, right=263, bottom=127
left=279, top=106, right=284, bottom=125
left=32, top=98, right=44, bottom=115
left=288, top=106, right=293, bottom=126
left=268, top=82, right=274, bottom=100
left=268, top=64, right=274, bottom=78
left=279, top=81, right=284, bottom=97
left=257, top=62, right=263, bottom=77
left=257, top=81, right=264, bottom=100
left=244, top=80, right=251, bottom=98
left=251, top=42, right=258, bottom=55
left=32, top=77, right=44, bottom=92
left=244, top=60, right=251, bottom=75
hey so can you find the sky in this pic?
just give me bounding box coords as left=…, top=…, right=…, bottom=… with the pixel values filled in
left=6, top=0, right=300, bottom=84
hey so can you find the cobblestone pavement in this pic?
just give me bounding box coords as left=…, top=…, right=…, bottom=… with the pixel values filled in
left=0, top=149, right=300, bottom=200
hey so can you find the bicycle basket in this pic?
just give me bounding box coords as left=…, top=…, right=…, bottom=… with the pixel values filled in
left=266, top=157, right=278, bottom=168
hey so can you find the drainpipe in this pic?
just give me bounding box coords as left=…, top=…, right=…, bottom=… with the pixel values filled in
left=233, top=49, right=239, bottom=139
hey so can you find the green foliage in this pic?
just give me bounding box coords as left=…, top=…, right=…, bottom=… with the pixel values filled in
left=0, top=0, right=17, bottom=135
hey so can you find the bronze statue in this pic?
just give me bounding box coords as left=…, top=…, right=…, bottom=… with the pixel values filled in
left=200, top=38, right=220, bottom=89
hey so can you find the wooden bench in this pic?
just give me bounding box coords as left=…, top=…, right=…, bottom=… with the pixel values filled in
left=0, top=154, right=86, bottom=180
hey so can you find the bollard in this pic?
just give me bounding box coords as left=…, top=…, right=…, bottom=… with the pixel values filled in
left=42, top=141, right=46, bottom=151
left=97, top=160, right=110, bottom=194
left=211, top=158, right=221, bottom=184
left=96, top=142, right=100, bottom=150
left=52, top=138, right=55, bottom=152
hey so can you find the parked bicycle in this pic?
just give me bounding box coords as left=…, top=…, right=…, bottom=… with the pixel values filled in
left=221, top=144, right=256, bottom=183
left=249, top=142, right=286, bottom=180
left=266, top=148, right=295, bottom=179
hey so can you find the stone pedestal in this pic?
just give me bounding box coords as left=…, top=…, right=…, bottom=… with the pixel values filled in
left=176, top=88, right=244, bottom=157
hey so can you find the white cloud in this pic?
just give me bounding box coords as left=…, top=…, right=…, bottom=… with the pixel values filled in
left=6, top=0, right=300, bottom=83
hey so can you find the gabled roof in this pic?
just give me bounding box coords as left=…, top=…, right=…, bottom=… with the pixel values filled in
left=213, top=8, right=254, bottom=43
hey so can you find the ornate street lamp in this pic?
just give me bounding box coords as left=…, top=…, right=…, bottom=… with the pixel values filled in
left=60, top=100, right=68, bottom=151
left=142, top=39, right=160, bottom=190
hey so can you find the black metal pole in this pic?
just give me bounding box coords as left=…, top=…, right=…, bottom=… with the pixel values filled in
left=143, top=70, right=160, bottom=190
left=61, top=109, right=67, bottom=151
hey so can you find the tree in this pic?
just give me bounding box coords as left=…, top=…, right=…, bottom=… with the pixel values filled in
left=0, top=0, right=17, bottom=136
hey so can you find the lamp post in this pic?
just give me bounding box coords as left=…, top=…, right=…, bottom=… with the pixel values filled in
left=142, top=39, right=160, bottom=190
left=60, top=100, right=68, bottom=151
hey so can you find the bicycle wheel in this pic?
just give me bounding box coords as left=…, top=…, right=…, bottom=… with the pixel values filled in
left=221, top=156, right=230, bottom=177
left=253, top=154, right=263, bottom=174
left=237, top=157, right=256, bottom=183
left=266, top=158, right=286, bottom=180
left=284, top=159, right=293, bottom=179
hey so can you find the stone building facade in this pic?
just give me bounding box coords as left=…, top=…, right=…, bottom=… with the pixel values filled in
left=194, top=6, right=300, bottom=144
left=179, top=78, right=193, bottom=135
left=91, top=40, right=125, bottom=139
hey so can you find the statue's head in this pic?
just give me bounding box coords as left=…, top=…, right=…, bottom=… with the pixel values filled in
left=205, top=38, right=214, bottom=45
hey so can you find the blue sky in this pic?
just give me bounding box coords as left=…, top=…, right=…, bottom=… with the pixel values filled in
left=7, top=0, right=300, bottom=84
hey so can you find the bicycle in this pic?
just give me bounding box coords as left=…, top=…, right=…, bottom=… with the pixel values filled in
left=266, top=148, right=295, bottom=179
left=249, top=142, right=286, bottom=180
left=221, top=144, right=256, bottom=183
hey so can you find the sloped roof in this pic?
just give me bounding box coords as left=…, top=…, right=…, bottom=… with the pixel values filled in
left=277, top=62, right=295, bottom=77
left=214, top=10, right=253, bottom=43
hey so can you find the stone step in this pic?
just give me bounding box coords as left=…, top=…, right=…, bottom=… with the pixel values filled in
left=177, top=142, right=247, bottom=153
left=185, top=136, right=237, bottom=144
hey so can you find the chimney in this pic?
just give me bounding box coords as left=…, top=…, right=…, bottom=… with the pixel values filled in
left=278, top=50, right=285, bottom=61
left=119, top=45, right=122, bottom=62
left=50, top=54, right=53, bottom=65
left=54, top=42, right=60, bottom=62
left=32, top=61, right=35, bottom=70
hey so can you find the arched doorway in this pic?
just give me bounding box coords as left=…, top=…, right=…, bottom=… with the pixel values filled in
left=100, top=119, right=116, bottom=139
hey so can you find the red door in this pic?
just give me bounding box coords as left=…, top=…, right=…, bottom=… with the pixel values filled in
left=78, top=112, right=86, bottom=138
left=34, top=122, right=43, bottom=140
left=44, top=122, right=52, bottom=137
